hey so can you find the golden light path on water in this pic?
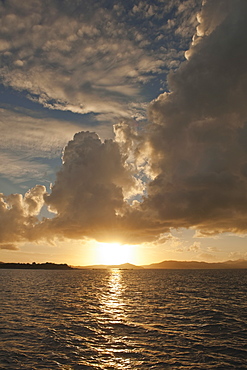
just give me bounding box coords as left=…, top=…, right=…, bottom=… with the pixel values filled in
left=98, top=269, right=133, bottom=369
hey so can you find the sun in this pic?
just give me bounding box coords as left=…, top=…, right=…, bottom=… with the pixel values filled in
left=97, top=242, right=135, bottom=265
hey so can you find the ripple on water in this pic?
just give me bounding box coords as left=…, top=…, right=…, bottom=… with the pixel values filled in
left=0, top=269, right=247, bottom=369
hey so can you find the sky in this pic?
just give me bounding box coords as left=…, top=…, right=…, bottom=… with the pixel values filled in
left=1, top=0, right=247, bottom=266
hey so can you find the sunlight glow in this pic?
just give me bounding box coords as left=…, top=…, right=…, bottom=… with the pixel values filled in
left=97, top=242, right=134, bottom=265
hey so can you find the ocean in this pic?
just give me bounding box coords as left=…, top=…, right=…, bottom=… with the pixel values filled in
left=0, top=269, right=247, bottom=369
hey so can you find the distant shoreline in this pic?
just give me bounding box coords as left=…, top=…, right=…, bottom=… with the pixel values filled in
left=1, top=260, right=246, bottom=270
left=0, top=262, right=73, bottom=270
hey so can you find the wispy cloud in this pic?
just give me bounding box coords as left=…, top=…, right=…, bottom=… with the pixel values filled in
left=0, top=106, right=85, bottom=183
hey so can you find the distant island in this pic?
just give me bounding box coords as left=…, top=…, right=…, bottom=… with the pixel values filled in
left=75, top=259, right=247, bottom=270
left=0, top=262, right=73, bottom=270
left=142, top=259, right=247, bottom=269
left=1, top=260, right=247, bottom=270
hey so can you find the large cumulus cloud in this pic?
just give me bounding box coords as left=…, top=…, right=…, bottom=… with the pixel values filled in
left=40, top=130, right=165, bottom=244
left=43, top=132, right=134, bottom=240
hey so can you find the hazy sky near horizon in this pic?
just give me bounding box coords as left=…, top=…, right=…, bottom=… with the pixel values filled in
left=1, top=0, right=247, bottom=266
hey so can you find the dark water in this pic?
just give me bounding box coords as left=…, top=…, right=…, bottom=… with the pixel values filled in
left=0, top=269, right=247, bottom=369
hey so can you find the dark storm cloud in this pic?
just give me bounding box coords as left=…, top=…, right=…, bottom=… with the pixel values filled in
left=146, top=0, right=247, bottom=235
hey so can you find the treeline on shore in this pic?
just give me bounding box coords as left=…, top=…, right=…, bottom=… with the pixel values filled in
left=0, top=262, right=73, bottom=269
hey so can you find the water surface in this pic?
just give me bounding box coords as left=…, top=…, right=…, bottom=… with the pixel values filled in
left=1, top=269, right=247, bottom=369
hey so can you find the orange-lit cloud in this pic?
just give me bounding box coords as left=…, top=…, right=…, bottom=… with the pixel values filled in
left=0, top=185, right=45, bottom=248
left=0, top=243, right=18, bottom=250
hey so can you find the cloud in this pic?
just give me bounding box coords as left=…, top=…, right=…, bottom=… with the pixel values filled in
left=2, top=0, right=247, bottom=247
left=33, top=130, right=167, bottom=244
left=0, top=185, right=45, bottom=248
left=0, top=243, right=18, bottom=250
left=188, top=242, right=201, bottom=252
left=198, top=252, right=216, bottom=261
left=0, top=106, right=85, bottom=183
left=0, top=127, right=164, bottom=246
left=0, top=106, right=78, bottom=156
left=0, top=0, right=199, bottom=122
left=228, top=251, right=247, bottom=260
left=0, top=152, right=50, bottom=184
left=42, top=131, right=137, bottom=242
left=146, top=0, right=247, bottom=235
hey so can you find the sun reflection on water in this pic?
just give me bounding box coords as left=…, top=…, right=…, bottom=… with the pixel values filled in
left=97, top=269, right=135, bottom=368
left=100, top=269, right=125, bottom=317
